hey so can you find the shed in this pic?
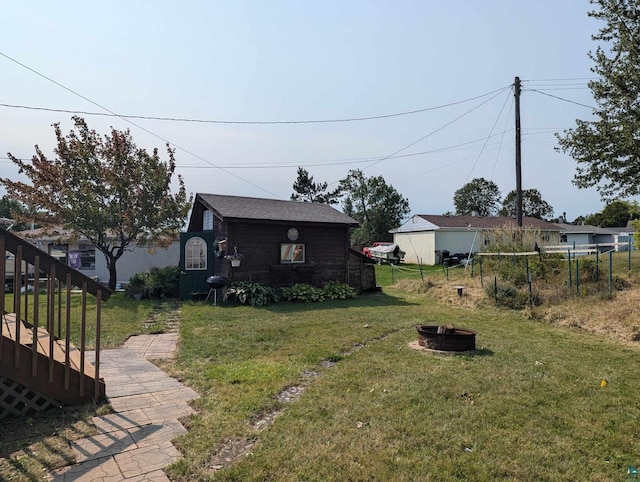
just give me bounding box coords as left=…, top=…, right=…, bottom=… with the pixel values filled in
left=180, top=193, right=367, bottom=299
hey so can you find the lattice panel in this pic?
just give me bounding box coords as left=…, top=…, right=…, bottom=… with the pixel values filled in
left=0, top=376, right=62, bottom=420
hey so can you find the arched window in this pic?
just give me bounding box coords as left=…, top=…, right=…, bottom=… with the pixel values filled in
left=185, top=237, right=207, bottom=270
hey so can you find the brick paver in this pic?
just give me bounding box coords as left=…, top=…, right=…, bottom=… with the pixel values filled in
left=49, top=307, right=197, bottom=481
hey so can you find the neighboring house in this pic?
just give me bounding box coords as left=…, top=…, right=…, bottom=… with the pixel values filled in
left=391, top=214, right=561, bottom=265
left=17, top=228, right=179, bottom=286
left=180, top=193, right=373, bottom=299
left=555, top=223, right=617, bottom=254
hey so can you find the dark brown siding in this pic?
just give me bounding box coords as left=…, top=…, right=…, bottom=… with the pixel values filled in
left=223, top=222, right=350, bottom=287
left=348, top=250, right=377, bottom=293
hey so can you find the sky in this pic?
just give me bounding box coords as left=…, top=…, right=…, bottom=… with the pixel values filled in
left=0, top=1, right=620, bottom=223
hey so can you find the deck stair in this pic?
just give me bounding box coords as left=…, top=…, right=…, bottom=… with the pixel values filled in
left=0, top=228, right=111, bottom=418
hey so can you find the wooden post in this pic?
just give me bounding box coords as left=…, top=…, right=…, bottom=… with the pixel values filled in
left=514, top=76, right=523, bottom=227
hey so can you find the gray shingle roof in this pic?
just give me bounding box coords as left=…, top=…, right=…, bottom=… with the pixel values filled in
left=196, top=193, right=359, bottom=226
left=554, top=223, right=616, bottom=235
left=413, top=214, right=560, bottom=230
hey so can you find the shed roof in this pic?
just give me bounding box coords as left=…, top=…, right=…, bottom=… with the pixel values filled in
left=554, top=223, right=616, bottom=235
left=195, top=193, right=359, bottom=226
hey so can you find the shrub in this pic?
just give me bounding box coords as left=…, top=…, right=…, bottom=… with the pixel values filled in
left=226, top=281, right=279, bottom=306
left=484, top=280, right=540, bottom=309
left=323, top=281, right=356, bottom=300
left=125, top=272, right=149, bottom=299
left=578, top=258, right=599, bottom=283
left=280, top=283, right=325, bottom=303
left=147, top=266, right=181, bottom=298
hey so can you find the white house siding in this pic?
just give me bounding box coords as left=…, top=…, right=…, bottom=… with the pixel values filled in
left=94, top=241, right=180, bottom=285
left=436, top=230, right=481, bottom=257
left=393, top=231, right=435, bottom=264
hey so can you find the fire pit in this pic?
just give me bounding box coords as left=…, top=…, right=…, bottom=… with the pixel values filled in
left=415, top=323, right=476, bottom=352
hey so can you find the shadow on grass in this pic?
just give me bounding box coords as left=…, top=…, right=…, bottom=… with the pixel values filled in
left=0, top=403, right=104, bottom=478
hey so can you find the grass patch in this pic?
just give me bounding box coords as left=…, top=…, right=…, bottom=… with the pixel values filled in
left=8, top=292, right=164, bottom=349
left=165, top=287, right=640, bottom=481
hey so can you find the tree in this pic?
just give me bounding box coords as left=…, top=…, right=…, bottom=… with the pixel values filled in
left=338, top=169, right=410, bottom=246
left=499, top=189, right=554, bottom=219
left=453, top=178, right=501, bottom=216
left=0, top=196, right=31, bottom=230
left=584, top=200, right=640, bottom=227
left=290, top=167, right=341, bottom=204
left=556, top=0, right=640, bottom=200
left=1, top=116, right=192, bottom=290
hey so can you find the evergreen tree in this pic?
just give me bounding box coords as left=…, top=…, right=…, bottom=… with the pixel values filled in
left=290, top=167, right=341, bottom=204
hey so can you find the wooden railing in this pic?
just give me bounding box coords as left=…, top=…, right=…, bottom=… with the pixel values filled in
left=0, top=228, right=112, bottom=402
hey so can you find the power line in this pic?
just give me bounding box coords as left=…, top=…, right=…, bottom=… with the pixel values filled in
left=351, top=87, right=511, bottom=176
left=523, top=77, right=597, bottom=82
left=526, top=88, right=599, bottom=110
left=0, top=87, right=511, bottom=125
left=0, top=50, right=282, bottom=198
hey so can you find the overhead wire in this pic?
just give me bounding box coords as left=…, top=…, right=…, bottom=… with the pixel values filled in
left=526, top=88, right=599, bottom=111
left=339, top=86, right=512, bottom=181
left=0, top=86, right=511, bottom=125
left=0, top=51, right=283, bottom=198
left=490, top=95, right=514, bottom=180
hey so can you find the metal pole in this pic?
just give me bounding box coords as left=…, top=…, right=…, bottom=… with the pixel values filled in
left=480, top=257, right=484, bottom=288
left=526, top=256, right=532, bottom=306
left=595, top=246, right=599, bottom=281
left=609, top=250, right=613, bottom=292
left=567, top=249, right=572, bottom=287
left=575, top=258, right=580, bottom=295
left=391, top=263, right=395, bottom=284
left=629, top=237, right=632, bottom=271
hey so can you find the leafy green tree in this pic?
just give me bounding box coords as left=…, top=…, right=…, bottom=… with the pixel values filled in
left=499, top=189, right=554, bottom=219
left=584, top=200, right=640, bottom=227
left=339, top=169, right=410, bottom=246
left=1, top=116, right=192, bottom=290
left=453, top=178, right=501, bottom=216
left=290, top=167, right=341, bottom=204
left=556, top=0, right=640, bottom=200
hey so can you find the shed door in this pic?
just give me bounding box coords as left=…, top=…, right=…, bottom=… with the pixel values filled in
left=179, top=231, right=214, bottom=300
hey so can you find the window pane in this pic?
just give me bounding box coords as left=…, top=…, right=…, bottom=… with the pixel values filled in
left=280, top=243, right=305, bottom=263
left=186, top=237, right=207, bottom=270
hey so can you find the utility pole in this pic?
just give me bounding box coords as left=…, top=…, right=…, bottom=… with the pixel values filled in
left=514, top=76, right=523, bottom=227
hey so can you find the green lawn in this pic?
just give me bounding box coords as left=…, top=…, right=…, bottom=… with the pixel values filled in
left=166, top=285, right=640, bottom=481
left=4, top=273, right=640, bottom=481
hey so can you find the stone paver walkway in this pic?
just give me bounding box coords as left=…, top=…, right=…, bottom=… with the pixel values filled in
left=49, top=307, right=197, bottom=481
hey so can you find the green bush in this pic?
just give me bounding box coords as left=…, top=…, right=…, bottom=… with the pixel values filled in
left=147, top=266, right=181, bottom=298
left=280, top=283, right=325, bottom=303
left=125, top=266, right=180, bottom=299
left=226, top=281, right=279, bottom=306
left=125, top=272, right=149, bottom=299
left=323, top=281, right=356, bottom=300
left=484, top=280, right=540, bottom=309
